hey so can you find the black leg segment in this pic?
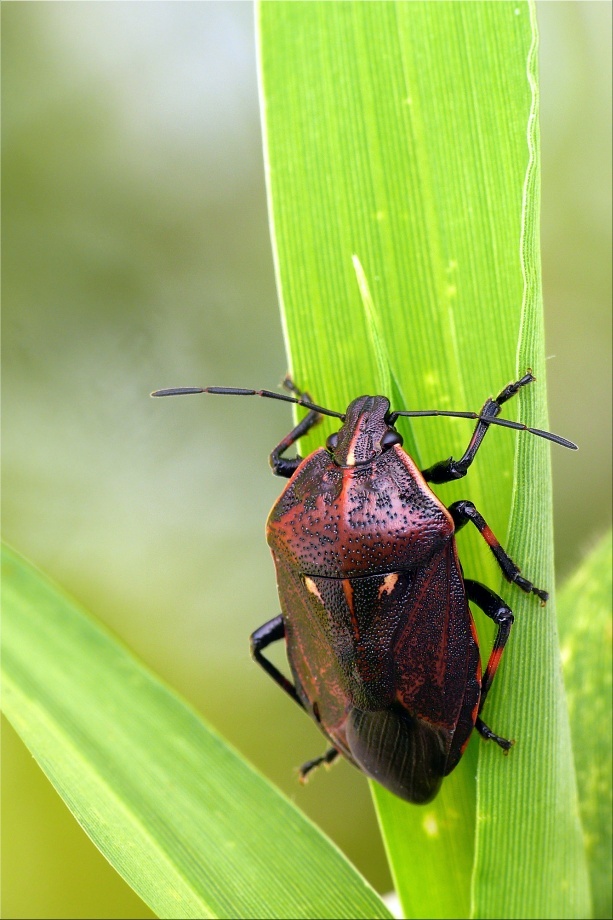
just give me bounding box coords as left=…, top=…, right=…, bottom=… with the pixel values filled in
left=269, top=379, right=323, bottom=478
left=250, top=616, right=341, bottom=778
left=465, top=579, right=514, bottom=751
left=421, top=373, right=535, bottom=484
left=450, top=500, right=548, bottom=602
left=250, top=615, right=305, bottom=710
left=464, top=579, right=514, bottom=707
left=299, top=748, right=340, bottom=782
left=475, top=717, right=513, bottom=751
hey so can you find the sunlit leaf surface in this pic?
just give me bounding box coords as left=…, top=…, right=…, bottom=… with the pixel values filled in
left=1, top=545, right=391, bottom=920
left=258, top=2, right=589, bottom=917
left=558, top=531, right=612, bottom=920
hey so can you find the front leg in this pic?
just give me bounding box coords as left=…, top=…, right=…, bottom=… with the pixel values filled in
left=269, top=379, right=323, bottom=478
left=422, top=373, right=535, bottom=484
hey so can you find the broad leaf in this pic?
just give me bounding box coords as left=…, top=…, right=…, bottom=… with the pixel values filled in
left=558, top=531, right=612, bottom=920
left=258, top=2, right=589, bottom=917
left=1, top=545, right=391, bottom=920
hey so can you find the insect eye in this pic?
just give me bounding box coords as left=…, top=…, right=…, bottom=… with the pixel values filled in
left=380, top=429, right=403, bottom=450
left=326, top=432, right=340, bottom=452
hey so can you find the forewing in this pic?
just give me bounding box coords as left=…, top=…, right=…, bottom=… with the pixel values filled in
left=270, top=553, right=353, bottom=750
left=393, top=542, right=480, bottom=735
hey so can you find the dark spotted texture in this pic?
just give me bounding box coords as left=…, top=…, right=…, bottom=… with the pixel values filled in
left=333, top=395, right=391, bottom=465
left=267, top=446, right=454, bottom=577
left=266, top=437, right=482, bottom=803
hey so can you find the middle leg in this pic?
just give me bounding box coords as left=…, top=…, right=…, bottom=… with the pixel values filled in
left=250, top=615, right=305, bottom=709
left=450, top=500, right=548, bottom=602
left=250, top=615, right=341, bottom=778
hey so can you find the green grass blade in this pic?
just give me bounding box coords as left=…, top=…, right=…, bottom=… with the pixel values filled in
left=258, top=2, right=589, bottom=917
left=352, top=254, right=392, bottom=400
left=352, top=255, right=412, bottom=455
left=1, top=545, right=391, bottom=920
left=557, top=531, right=612, bottom=920
left=471, top=8, right=589, bottom=916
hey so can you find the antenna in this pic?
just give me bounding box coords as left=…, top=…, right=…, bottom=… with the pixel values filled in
left=150, top=386, right=346, bottom=421
left=151, top=386, right=577, bottom=450
left=389, top=409, right=577, bottom=450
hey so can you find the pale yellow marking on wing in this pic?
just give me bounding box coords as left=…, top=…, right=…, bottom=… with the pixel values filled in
left=304, top=576, right=323, bottom=603
left=378, top=573, right=398, bottom=598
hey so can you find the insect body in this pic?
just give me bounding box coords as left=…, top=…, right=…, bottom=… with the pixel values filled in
left=153, top=373, right=576, bottom=804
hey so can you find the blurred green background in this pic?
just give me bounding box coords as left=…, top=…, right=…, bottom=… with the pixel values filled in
left=2, top=3, right=611, bottom=918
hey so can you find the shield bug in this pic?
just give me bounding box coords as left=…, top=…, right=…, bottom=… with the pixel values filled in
left=152, top=373, right=576, bottom=804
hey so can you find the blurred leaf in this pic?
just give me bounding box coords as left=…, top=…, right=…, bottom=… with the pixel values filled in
left=1, top=545, right=391, bottom=920
left=558, top=531, right=612, bottom=920
left=258, top=2, right=589, bottom=917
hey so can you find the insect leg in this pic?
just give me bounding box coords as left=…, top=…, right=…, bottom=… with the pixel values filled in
left=464, top=579, right=514, bottom=751
left=250, top=615, right=305, bottom=709
left=269, top=381, right=323, bottom=478
left=299, top=748, right=340, bottom=783
left=449, top=500, right=549, bottom=602
left=465, top=580, right=514, bottom=704
left=251, top=618, right=341, bottom=777
left=421, top=373, right=535, bottom=483
left=475, top=717, right=513, bottom=751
